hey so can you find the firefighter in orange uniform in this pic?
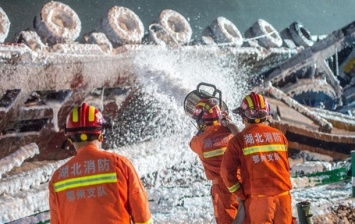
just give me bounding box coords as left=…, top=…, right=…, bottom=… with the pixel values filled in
left=48, top=103, right=153, bottom=224
left=220, top=92, right=293, bottom=223
left=189, top=98, right=240, bottom=224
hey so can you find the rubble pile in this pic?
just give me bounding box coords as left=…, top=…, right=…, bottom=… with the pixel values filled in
left=331, top=202, right=355, bottom=224
left=312, top=201, right=355, bottom=224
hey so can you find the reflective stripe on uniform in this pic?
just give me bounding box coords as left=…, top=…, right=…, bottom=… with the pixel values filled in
left=135, top=217, right=154, bottom=224
left=227, top=182, right=241, bottom=193
left=250, top=190, right=289, bottom=198
left=203, top=147, right=226, bottom=158
left=54, top=172, right=117, bottom=192
left=242, top=144, right=287, bottom=155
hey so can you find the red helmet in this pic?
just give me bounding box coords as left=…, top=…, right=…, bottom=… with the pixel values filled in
left=233, top=92, right=270, bottom=121
left=192, top=98, right=222, bottom=124
left=65, top=103, right=106, bottom=135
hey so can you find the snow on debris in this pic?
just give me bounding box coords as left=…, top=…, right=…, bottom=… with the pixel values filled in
left=0, top=143, right=39, bottom=180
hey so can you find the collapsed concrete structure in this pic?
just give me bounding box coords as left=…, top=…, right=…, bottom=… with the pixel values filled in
left=0, top=1, right=354, bottom=163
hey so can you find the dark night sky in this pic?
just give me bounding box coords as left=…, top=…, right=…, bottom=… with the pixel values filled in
left=1, top=0, right=355, bottom=42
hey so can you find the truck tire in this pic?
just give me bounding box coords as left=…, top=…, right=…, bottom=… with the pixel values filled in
left=289, top=21, right=314, bottom=47
left=210, top=17, right=243, bottom=46
left=159, top=9, right=192, bottom=45
left=243, top=26, right=260, bottom=47
left=0, top=7, right=10, bottom=43
left=34, top=1, right=81, bottom=45
left=250, top=19, right=282, bottom=48
left=101, top=6, right=144, bottom=46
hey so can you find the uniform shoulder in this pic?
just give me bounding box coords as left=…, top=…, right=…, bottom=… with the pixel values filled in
left=264, top=124, right=284, bottom=133
left=109, top=152, right=135, bottom=167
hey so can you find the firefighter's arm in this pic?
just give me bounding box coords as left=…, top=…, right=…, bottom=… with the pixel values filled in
left=220, top=138, right=246, bottom=200
left=220, top=112, right=240, bottom=135
left=227, top=181, right=246, bottom=201
left=221, top=170, right=246, bottom=201
left=125, top=158, right=153, bottom=224
left=189, top=136, right=201, bottom=154
left=225, top=122, right=240, bottom=136
left=48, top=179, right=60, bottom=224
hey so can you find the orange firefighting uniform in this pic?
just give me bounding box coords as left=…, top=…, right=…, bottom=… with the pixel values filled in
left=190, top=123, right=239, bottom=224
left=49, top=145, right=152, bottom=224
left=221, top=123, right=292, bottom=224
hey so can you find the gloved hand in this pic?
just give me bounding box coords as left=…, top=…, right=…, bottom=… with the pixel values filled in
left=220, top=111, right=232, bottom=127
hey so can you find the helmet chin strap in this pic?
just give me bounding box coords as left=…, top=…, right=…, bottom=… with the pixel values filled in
left=254, top=118, right=261, bottom=123
left=242, top=113, right=264, bottom=124
left=68, top=133, right=102, bottom=143
left=244, top=117, right=267, bottom=124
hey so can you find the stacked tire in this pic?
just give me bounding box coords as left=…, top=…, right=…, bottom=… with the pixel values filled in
left=160, top=9, right=192, bottom=45
left=245, top=19, right=283, bottom=49
left=34, top=1, right=81, bottom=45
left=100, top=6, right=144, bottom=46
left=289, top=21, right=314, bottom=47
left=280, top=21, right=314, bottom=48
left=0, top=7, right=11, bottom=43
left=209, top=17, right=243, bottom=47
